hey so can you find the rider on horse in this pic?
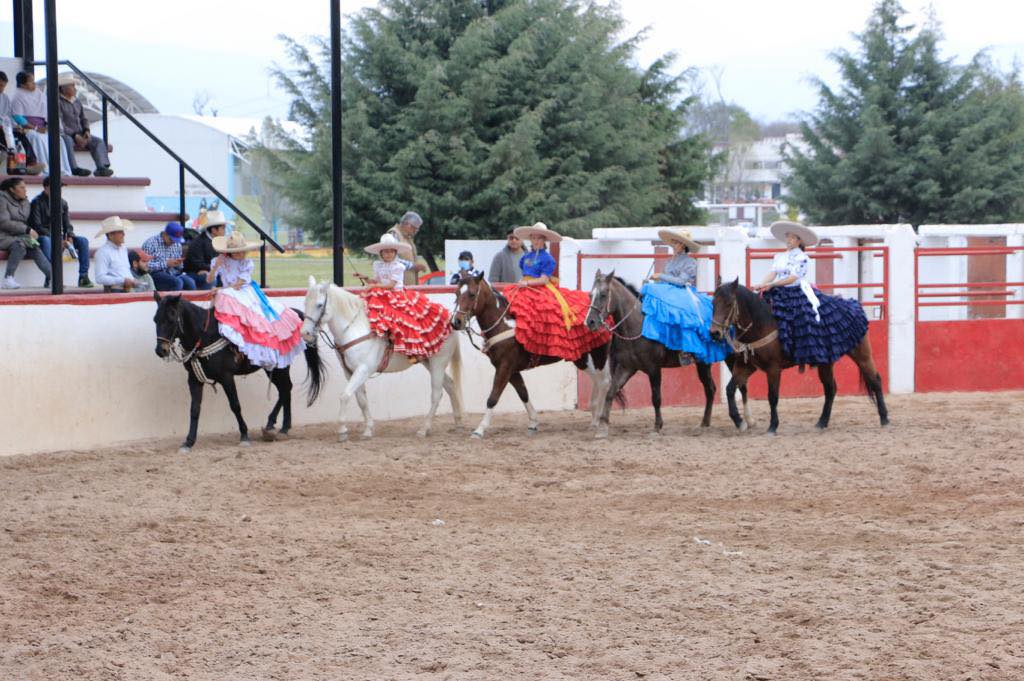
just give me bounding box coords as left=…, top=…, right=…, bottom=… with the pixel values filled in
left=504, top=222, right=610, bottom=361
left=640, top=227, right=730, bottom=365
left=753, top=221, right=868, bottom=366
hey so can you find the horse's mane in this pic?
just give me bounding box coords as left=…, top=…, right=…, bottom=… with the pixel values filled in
left=735, top=283, right=776, bottom=327
left=491, top=286, right=509, bottom=308
left=612, top=276, right=642, bottom=300
left=329, top=284, right=367, bottom=321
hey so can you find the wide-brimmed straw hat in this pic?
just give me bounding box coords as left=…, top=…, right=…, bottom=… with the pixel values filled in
left=364, top=233, right=413, bottom=259
left=657, top=227, right=702, bottom=252
left=513, top=222, right=562, bottom=243
left=202, top=210, right=230, bottom=229
left=212, top=231, right=261, bottom=253
left=95, top=215, right=134, bottom=238
left=770, top=220, right=819, bottom=247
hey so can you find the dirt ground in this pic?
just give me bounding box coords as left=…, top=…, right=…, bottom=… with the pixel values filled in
left=2, top=391, right=1023, bottom=680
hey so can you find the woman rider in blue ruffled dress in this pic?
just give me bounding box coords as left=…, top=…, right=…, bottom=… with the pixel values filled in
left=752, top=221, right=868, bottom=365
left=640, top=228, right=730, bottom=365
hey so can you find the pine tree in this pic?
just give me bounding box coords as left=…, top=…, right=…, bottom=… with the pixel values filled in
left=785, top=0, right=1024, bottom=226
left=256, top=0, right=713, bottom=262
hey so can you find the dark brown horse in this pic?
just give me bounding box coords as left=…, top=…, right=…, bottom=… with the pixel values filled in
left=709, top=279, right=889, bottom=434
left=450, top=272, right=612, bottom=438
left=583, top=270, right=728, bottom=437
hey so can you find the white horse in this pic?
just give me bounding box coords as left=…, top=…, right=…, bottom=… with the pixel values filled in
left=301, top=277, right=464, bottom=440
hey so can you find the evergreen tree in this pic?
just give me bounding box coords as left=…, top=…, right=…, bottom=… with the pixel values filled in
left=785, top=0, right=1024, bottom=226
left=256, top=0, right=713, bottom=262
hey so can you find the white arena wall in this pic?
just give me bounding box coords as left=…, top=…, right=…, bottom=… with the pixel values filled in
left=0, top=290, right=577, bottom=458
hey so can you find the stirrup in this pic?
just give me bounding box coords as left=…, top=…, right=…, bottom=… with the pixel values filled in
left=678, top=352, right=694, bottom=366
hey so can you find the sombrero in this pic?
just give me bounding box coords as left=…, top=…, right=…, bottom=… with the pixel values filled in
left=512, top=222, right=562, bottom=243
left=364, top=233, right=413, bottom=259
left=202, top=210, right=231, bottom=229
left=212, top=231, right=261, bottom=253
left=770, top=220, right=819, bottom=247
left=95, top=215, right=134, bottom=238
left=656, top=227, right=702, bottom=252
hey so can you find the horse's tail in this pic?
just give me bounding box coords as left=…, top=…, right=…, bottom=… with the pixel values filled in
left=304, top=342, right=326, bottom=407
left=449, top=331, right=463, bottom=411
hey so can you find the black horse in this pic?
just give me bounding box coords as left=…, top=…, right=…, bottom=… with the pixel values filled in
left=153, top=293, right=325, bottom=452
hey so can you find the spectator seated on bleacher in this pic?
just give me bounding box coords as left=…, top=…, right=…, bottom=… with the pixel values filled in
left=28, top=175, right=93, bottom=288
left=0, top=71, right=44, bottom=176
left=94, top=216, right=144, bottom=292
left=57, top=75, right=113, bottom=178
left=183, top=210, right=228, bottom=290
left=142, top=222, right=195, bottom=291
left=127, top=249, right=155, bottom=292
left=10, top=71, right=72, bottom=177
left=0, top=176, right=51, bottom=289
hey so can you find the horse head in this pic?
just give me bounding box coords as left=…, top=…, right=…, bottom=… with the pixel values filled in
left=585, top=269, right=615, bottom=332
left=451, top=271, right=487, bottom=331
left=710, top=277, right=741, bottom=341
left=302, top=276, right=366, bottom=343
left=301, top=275, right=331, bottom=344
left=153, top=292, right=183, bottom=358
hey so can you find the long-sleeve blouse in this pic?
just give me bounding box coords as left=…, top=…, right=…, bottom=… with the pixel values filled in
left=658, top=253, right=697, bottom=287
left=374, top=259, right=407, bottom=289
left=518, top=248, right=556, bottom=278
left=217, top=256, right=254, bottom=287
left=770, top=248, right=809, bottom=287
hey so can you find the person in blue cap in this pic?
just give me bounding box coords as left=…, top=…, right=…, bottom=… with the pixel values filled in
left=141, top=221, right=195, bottom=291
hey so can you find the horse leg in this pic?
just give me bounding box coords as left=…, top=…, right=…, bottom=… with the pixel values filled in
left=220, top=375, right=250, bottom=445
left=696, top=362, right=716, bottom=428
left=442, top=373, right=463, bottom=429
left=280, top=369, right=294, bottom=437
left=596, top=363, right=635, bottom=439
left=646, top=368, right=664, bottom=434
left=766, top=365, right=782, bottom=435
left=851, top=338, right=889, bottom=426
left=509, top=372, right=539, bottom=433
left=725, top=362, right=754, bottom=431
left=585, top=356, right=610, bottom=428
left=338, top=365, right=372, bottom=442
left=263, top=368, right=292, bottom=441
left=181, top=373, right=204, bottom=453
left=416, top=361, right=446, bottom=438
left=816, top=363, right=837, bottom=430
left=354, top=384, right=374, bottom=439
left=740, top=383, right=752, bottom=427
left=472, top=363, right=514, bottom=439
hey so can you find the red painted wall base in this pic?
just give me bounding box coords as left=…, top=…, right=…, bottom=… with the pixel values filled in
left=915, top=319, right=1024, bottom=392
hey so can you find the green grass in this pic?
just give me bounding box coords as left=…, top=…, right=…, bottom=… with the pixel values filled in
left=259, top=255, right=446, bottom=288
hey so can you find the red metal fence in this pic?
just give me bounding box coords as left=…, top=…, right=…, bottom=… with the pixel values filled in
left=914, top=245, right=1024, bottom=392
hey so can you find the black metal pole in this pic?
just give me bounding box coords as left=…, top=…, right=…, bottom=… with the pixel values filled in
left=101, top=95, right=108, bottom=146
left=44, top=0, right=62, bottom=294
left=178, top=163, right=186, bottom=226
left=260, top=240, right=267, bottom=287
left=13, top=0, right=34, bottom=67
left=330, top=0, right=344, bottom=285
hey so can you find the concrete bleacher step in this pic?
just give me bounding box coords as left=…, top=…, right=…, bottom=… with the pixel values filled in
left=0, top=174, right=150, bottom=212
left=70, top=211, right=187, bottom=249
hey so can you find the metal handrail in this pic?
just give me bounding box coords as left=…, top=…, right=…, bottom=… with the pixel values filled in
left=39, top=59, right=284, bottom=285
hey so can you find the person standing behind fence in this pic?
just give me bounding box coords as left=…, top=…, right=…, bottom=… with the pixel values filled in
left=57, top=74, right=113, bottom=177
left=183, top=210, right=227, bottom=290
left=385, top=211, right=427, bottom=287
left=142, top=222, right=195, bottom=291
left=488, top=230, right=525, bottom=283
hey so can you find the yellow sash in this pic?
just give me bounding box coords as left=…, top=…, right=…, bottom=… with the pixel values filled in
left=523, top=276, right=575, bottom=330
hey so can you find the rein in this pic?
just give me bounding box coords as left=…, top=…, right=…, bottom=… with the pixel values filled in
left=159, top=305, right=229, bottom=386
left=712, top=295, right=777, bottom=362
left=589, top=283, right=644, bottom=341
left=454, top=278, right=516, bottom=354
left=308, top=286, right=393, bottom=376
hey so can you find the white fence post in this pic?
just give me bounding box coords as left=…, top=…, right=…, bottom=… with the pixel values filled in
left=1008, top=230, right=1024, bottom=320
left=885, top=225, right=917, bottom=394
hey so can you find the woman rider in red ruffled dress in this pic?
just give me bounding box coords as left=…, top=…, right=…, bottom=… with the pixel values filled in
left=504, top=222, right=610, bottom=360
left=361, top=233, right=450, bottom=359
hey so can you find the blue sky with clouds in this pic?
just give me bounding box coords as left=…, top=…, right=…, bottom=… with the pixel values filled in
left=0, top=0, right=1020, bottom=124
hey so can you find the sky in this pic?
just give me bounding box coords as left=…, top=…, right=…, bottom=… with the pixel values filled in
left=0, top=0, right=1021, bottom=124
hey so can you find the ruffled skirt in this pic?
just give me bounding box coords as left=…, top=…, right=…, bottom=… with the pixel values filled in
left=362, top=287, right=451, bottom=357
left=214, top=285, right=305, bottom=369
left=504, top=284, right=610, bottom=361
left=640, top=282, right=730, bottom=363
left=765, top=285, right=868, bottom=365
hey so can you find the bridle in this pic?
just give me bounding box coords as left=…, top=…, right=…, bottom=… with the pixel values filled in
left=710, top=293, right=777, bottom=361
left=587, top=280, right=643, bottom=341
left=306, top=284, right=391, bottom=375
left=453, top=277, right=513, bottom=352
left=157, top=303, right=228, bottom=385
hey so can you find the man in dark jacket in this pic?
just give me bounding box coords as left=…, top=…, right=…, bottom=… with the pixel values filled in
left=28, top=175, right=93, bottom=287
left=57, top=75, right=113, bottom=177
left=183, top=209, right=227, bottom=289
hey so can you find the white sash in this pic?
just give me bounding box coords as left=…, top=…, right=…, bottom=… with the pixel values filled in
left=800, top=280, right=821, bottom=322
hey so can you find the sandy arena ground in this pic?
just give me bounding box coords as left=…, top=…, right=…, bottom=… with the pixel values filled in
left=2, top=391, right=1023, bottom=680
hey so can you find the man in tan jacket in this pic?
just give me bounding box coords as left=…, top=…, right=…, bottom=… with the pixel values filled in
left=384, top=210, right=427, bottom=287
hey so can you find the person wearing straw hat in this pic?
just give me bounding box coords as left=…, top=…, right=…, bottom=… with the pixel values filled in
left=360, top=233, right=450, bottom=359
left=208, top=231, right=305, bottom=369
left=640, top=228, right=730, bottom=365
left=183, top=209, right=229, bottom=290
left=753, top=221, right=868, bottom=366
left=92, top=215, right=141, bottom=292
left=503, top=222, right=610, bottom=361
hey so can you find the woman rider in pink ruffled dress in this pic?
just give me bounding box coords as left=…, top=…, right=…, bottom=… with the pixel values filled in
left=208, top=231, right=305, bottom=369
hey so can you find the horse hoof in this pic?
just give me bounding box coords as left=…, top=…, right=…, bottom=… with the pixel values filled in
left=815, top=422, right=828, bottom=430
left=261, top=428, right=277, bottom=442
left=738, top=420, right=749, bottom=433
left=470, top=431, right=484, bottom=440
left=416, top=429, right=428, bottom=439
left=277, top=431, right=291, bottom=441
left=594, top=427, right=609, bottom=440
left=880, top=418, right=890, bottom=427
left=361, top=431, right=374, bottom=440
left=338, top=433, right=349, bottom=443
left=178, top=446, right=191, bottom=455
left=766, top=428, right=778, bottom=436
left=239, top=439, right=252, bottom=448
left=527, top=426, right=539, bottom=436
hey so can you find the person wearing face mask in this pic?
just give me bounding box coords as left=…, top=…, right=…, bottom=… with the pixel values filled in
left=449, top=250, right=483, bottom=284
